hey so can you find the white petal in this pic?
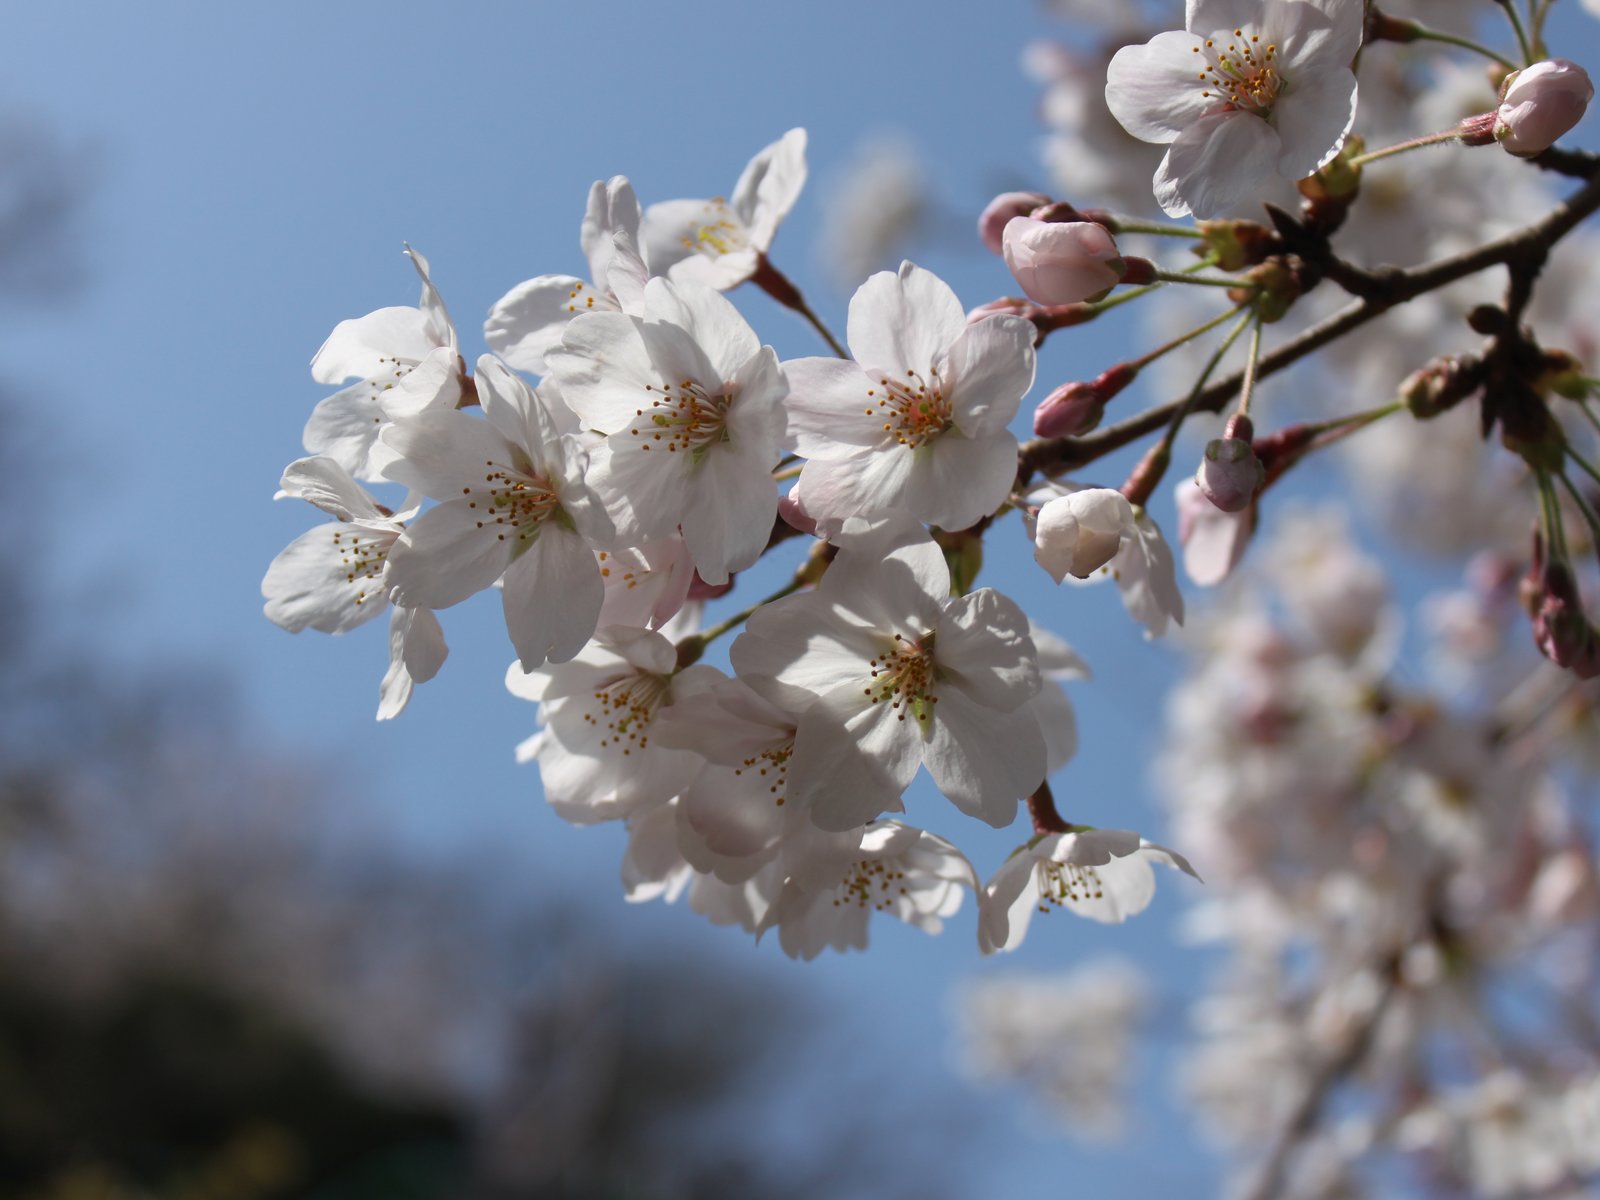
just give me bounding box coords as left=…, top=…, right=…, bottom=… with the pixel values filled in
left=484, top=274, right=605, bottom=375
left=310, top=306, right=434, bottom=384
left=846, top=262, right=966, bottom=375
left=262, top=523, right=393, bottom=634
left=1105, top=30, right=1226, bottom=146
left=792, top=685, right=921, bottom=831
left=903, top=428, right=1017, bottom=531
left=1274, top=70, right=1358, bottom=179
left=277, top=456, right=387, bottom=524
left=943, top=315, right=1036, bottom=438
left=1271, top=0, right=1365, bottom=75
left=1153, top=110, right=1283, bottom=220
left=501, top=525, right=604, bottom=671
left=923, top=687, right=1045, bottom=827
left=783, top=357, right=881, bottom=457
left=677, top=441, right=778, bottom=585
left=380, top=409, right=514, bottom=500
left=644, top=277, right=761, bottom=388
left=935, top=587, right=1041, bottom=712
left=384, top=502, right=508, bottom=610
left=731, top=127, right=807, bottom=250
left=546, top=311, right=658, bottom=433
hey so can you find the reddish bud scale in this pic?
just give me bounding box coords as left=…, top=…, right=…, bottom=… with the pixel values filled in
left=1120, top=441, right=1171, bottom=509
left=1120, top=257, right=1157, bottom=285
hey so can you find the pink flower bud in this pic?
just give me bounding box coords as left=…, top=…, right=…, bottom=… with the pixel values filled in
left=1032, top=363, right=1137, bottom=438
left=777, top=492, right=819, bottom=537
left=977, top=191, right=1051, bottom=255
left=1532, top=561, right=1600, bottom=677
left=1002, top=216, right=1125, bottom=306
left=1195, top=416, right=1264, bottom=512
left=1494, top=60, right=1594, bottom=157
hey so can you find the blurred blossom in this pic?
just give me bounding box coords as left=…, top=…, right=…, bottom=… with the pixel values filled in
left=815, top=134, right=928, bottom=292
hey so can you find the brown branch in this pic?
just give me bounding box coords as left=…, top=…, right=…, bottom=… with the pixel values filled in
left=1020, top=167, right=1600, bottom=483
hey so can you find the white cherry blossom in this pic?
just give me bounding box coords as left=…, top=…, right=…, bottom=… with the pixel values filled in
left=381, top=357, right=612, bottom=672
left=641, top=128, right=807, bottom=291
left=1105, top=0, right=1363, bottom=218
left=730, top=522, right=1045, bottom=830
left=262, top=456, right=446, bottom=720
left=756, top=821, right=979, bottom=961
left=303, top=246, right=464, bottom=482
left=484, top=177, right=649, bottom=374
left=786, top=261, right=1036, bottom=533
left=979, top=828, right=1200, bottom=954
left=547, top=276, right=787, bottom=585
left=507, top=626, right=721, bottom=825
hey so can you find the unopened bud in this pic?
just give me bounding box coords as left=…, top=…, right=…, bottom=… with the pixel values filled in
left=1032, top=488, right=1132, bottom=582
left=1002, top=217, right=1126, bottom=305
left=978, top=191, right=1051, bottom=255
left=1240, top=260, right=1301, bottom=323
left=1538, top=349, right=1592, bottom=400
left=1195, top=414, right=1264, bottom=512
left=1495, top=60, right=1594, bottom=157
left=1532, top=560, right=1600, bottom=676
left=1033, top=363, right=1137, bottom=437
left=1400, top=355, right=1478, bottom=418
left=1297, top=134, right=1364, bottom=205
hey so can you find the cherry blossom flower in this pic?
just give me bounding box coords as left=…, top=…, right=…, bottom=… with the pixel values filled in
left=786, top=262, right=1036, bottom=533
left=756, top=821, right=979, bottom=961
left=484, top=176, right=648, bottom=374
left=979, top=828, right=1200, bottom=953
left=380, top=357, right=612, bottom=671
left=1176, top=476, right=1254, bottom=586
left=262, top=456, right=446, bottom=720
left=730, top=522, right=1045, bottom=830
left=641, top=128, right=807, bottom=291
left=303, top=246, right=465, bottom=482
left=1105, top=0, right=1364, bottom=218
left=507, top=626, right=722, bottom=825
left=1025, top=482, right=1185, bottom=636
left=546, top=276, right=787, bottom=585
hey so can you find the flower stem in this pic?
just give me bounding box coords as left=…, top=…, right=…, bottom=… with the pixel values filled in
left=1237, top=320, right=1263, bottom=417
left=1158, top=308, right=1255, bottom=452
left=675, top=573, right=808, bottom=667
left=1105, top=217, right=1205, bottom=239
left=1536, top=468, right=1570, bottom=561
left=1129, top=304, right=1244, bottom=372
left=1407, top=25, right=1518, bottom=70
left=1348, top=127, right=1468, bottom=168
left=1566, top=443, right=1600, bottom=492
left=1556, top=470, right=1600, bottom=567
left=1151, top=269, right=1252, bottom=289
left=1496, top=0, right=1536, bottom=65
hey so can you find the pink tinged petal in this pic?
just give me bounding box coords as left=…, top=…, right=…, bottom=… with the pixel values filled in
left=310, top=306, right=435, bottom=384
left=689, top=861, right=783, bottom=933
left=731, top=127, right=807, bottom=250
left=791, top=450, right=916, bottom=532
left=1176, top=477, right=1253, bottom=585
left=1105, top=30, right=1229, bottom=146
left=791, top=685, right=921, bottom=831
left=384, top=502, right=509, bottom=610
left=846, top=262, right=967, bottom=376
left=1270, top=0, right=1364, bottom=75
left=904, top=428, right=1018, bottom=531
left=1153, top=110, right=1283, bottom=220
left=783, top=357, right=883, bottom=456
left=922, top=687, right=1045, bottom=827
left=678, top=769, right=786, bottom=879
left=263, top=523, right=394, bottom=634
left=1273, top=70, right=1358, bottom=179
left=545, top=311, right=659, bottom=433
left=484, top=274, right=608, bottom=375
left=501, top=525, right=604, bottom=671
left=277, top=456, right=387, bottom=524
left=1119, top=515, right=1186, bottom=636
left=934, top=588, right=1042, bottom=712
left=943, top=315, right=1036, bottom=437
left=643, top=277, right=762, bottom=383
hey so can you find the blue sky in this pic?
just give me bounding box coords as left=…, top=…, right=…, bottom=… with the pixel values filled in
left=9, top=2, right=1600, bottom=1194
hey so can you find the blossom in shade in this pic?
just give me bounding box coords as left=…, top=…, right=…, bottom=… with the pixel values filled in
left=641, top=128, right=807, bottom=290
left=547, top=276, right=788, bottom=585
left=730, top=522, right=1045, bottom=830
left=978, top=828, right=1200, bottom=953
left=756, top=821, right=979, bottom=960
left=507, top=626, right=722, bottom=825
left=1494, top=60, right=1594, bottom=157
left=1105, top=0, right=1364, bottom=218
left=785, top=262, right=1035, bottom=533
left=484, top=176, right=649, bottom=375
left=303, top=247, right=465, bottom=482
left=380, top=357, right=612, bottom=671
left=1001, top=217, right=1125, bottom=305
